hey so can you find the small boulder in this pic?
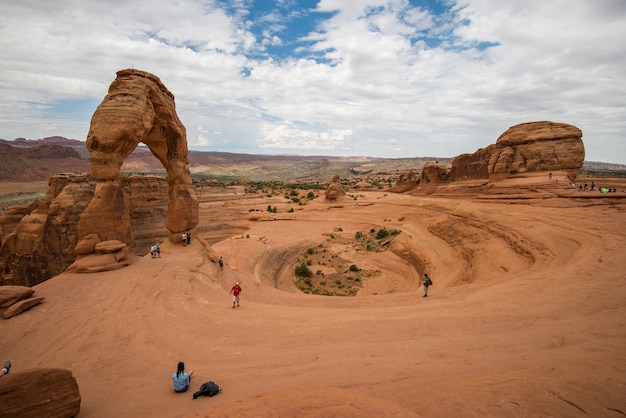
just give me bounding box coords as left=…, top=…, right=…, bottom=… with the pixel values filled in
left=3, top=296, right=45, bottom=319
left=0, top=285, right=35, bottom=309
left=94, top=239, right=127, bottom=254
left=74, top=233, right=101, bottom=255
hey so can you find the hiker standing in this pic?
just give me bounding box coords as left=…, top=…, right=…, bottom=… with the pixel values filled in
left=219, top=256, right=224, bottom=269
left=422, top=273, right=433, bottom=297
left=230, top=282, right=242, bottom=308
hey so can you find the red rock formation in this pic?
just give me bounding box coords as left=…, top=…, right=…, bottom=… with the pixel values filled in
left=448, top=145, right=495, bottom=181
left=417, top=162, right=450, bottom=193
left=388, top=171, right=419, bottom=193
left=445, top=121, right=584, bottom=184
left=3, top=296, right=45, bottom=319
left=76, top=69, right=198, bottom=269
left=0, top=174, right=90, bottom=286
left=325, top=175, right=346, bottom=200
left=0, top=174, right=171, bottom=286
left=488, top=121, right=584, bottom=181
left=0, top=285, right=35, bottom=309
left=0, top=368, right=81, bottom=417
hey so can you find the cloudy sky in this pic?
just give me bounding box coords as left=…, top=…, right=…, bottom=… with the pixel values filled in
left=1, top=0, right=625, bottom=163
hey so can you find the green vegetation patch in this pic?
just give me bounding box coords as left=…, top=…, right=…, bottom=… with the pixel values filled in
left=293, top=226, right=397, bottom=296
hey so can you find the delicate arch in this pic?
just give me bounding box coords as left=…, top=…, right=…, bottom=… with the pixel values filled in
left=76, top=69, right=198, bottom=256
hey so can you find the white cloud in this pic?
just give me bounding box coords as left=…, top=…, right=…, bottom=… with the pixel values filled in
left=259, top=121, right=353, bottom=151
left=0, top=0, right=625, bottom=163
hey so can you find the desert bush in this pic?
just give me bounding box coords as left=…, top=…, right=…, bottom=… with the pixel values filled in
left=376, top=228, right=390, bottom=239
left=349, top=264, right=359, bottom=272
left=295, top=263, right=312, bottom=278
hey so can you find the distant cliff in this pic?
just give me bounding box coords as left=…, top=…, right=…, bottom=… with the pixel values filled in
left=0, top=141, right=90, bottom=181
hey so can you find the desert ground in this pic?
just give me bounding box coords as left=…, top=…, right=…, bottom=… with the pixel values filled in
left=1, top=176, right=626, bottom=418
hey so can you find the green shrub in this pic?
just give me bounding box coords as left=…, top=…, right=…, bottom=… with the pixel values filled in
left=295, top=263, right=312, bottom=278
left=349, top=264, right=359, bottom=272
left=376, top=228, right=390, bottom=239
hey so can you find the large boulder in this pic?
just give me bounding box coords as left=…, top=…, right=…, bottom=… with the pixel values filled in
left=488, top=121, right=584, bottom=181
left=0, top=368, right=81, bottom=418
left=446, top=121, right=584, bottom=184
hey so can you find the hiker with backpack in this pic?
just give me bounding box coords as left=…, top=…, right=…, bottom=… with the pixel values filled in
left=172, top=361, right=194, bottom=393
left=422, top=273, right=433, bottom=297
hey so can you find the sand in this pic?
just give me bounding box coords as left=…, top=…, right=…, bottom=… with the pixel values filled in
left=1, top=180, right=626, bottom=417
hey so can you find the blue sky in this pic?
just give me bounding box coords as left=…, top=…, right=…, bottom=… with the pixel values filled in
left=1, top=0, right=625, bottom=163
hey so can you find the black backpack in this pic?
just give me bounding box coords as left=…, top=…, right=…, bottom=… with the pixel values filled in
left=193, top=381, right=222, bottom=399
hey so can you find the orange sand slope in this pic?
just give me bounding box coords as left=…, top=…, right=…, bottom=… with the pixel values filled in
left=2, top=189, right=626, bottom=418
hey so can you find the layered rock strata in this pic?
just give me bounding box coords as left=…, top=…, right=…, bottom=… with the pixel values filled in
left=0, top=174, right=170, bottom=286
left=407, top=121, right=585, bottom=188
left=0, top=368, right=81, bottom=417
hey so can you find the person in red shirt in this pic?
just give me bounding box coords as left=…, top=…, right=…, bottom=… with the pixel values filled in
left=230, top=282, right=242, bottom=308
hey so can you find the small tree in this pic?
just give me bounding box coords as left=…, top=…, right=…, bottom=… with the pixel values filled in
left=295, top=263, right=312, bottom=278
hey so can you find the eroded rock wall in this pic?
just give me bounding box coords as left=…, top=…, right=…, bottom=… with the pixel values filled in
left=0, top=175, right=170, bottom=286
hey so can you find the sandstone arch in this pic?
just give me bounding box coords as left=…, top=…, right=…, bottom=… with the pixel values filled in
left=74, top=69, right=198, bottom=267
